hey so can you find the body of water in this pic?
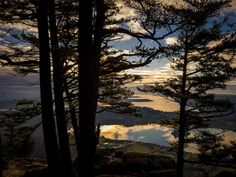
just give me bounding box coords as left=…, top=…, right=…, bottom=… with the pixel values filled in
left=100, top=124, right=236, bottom=153
left=1, top=74, right=236, bottom=156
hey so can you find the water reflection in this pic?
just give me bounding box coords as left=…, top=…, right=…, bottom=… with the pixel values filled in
left=100, top=124, right=236, bottom=152
left=100, top=124, right=175, bottom=146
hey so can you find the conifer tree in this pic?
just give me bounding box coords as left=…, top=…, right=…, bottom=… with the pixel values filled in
left=139, top=1, right=236, bottom=177
left=78, top=0, right=96, bottom=176
left=48, top=0, right=74, bottom=176
left=37, top=0, right=63, bottom=176
left=0, top=126, right=2, bottom=177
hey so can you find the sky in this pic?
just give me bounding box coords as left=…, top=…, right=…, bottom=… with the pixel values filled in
left=0, top=0, right=236, bottom=111
left=111, top=0, right=236, bottom=85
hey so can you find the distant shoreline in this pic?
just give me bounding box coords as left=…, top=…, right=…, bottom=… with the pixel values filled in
left=1, top=92, right=236, bottom=131
left=96, top=106, right=236, bottom=131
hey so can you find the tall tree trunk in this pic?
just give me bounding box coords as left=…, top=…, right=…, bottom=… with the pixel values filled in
left=176, top=33, right=189, bottom=177
left=93, top=0, right=105, bottom=147
left=78, top=0, right=97, bottom=176
left=64, top=82, right=80, bottom=155
left=37, top=0, right=62, bottom=176
left=176, top=101, right=187, bottom=177
left=48, top=1, right=74, bottom=177
left=0, top=131, right=2, bottom=177
left=94, top=0, right=105, bottom=59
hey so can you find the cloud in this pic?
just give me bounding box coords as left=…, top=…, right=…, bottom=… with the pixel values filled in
left=127, top=20, right=146, bottom=34
left=109, top=33, right=132, bottom=41
left=114, top=0, right=137, bottom=20
left=106, top=48, right=132, bottom=57
left=0, top=22, right=35, bottom=54
left=112, top=0, right=146, bottom=34
left=165, top=37, right=178, bottom=45
left=0, top=45, right=15, bottom=54
left=230, top=0, right=236, bottom=11
left=126, top=62, right=173, bottom=84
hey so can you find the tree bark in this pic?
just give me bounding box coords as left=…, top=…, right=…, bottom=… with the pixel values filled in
left=78, top=0, right=97, bottom=176
left=176, top=100, right=187, bottom=177
left=48, top=0, right=74, bottom=177
left=37, top=0, right=63, bottom=176
left=64, top=82, right=80, bottom=155
left=176, top=33, right=189, bottom=177
left=0, top=131, right=2, bottom=177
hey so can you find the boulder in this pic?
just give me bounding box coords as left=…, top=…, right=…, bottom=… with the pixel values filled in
left=23, top=167, right=48, bottom=177
left=214, top=170, right=236, bottom=177
left=150, top=155, right=176, bottom=170
left=121, top=152, right=176, bottom=172
left=96, top=175, right=136, bottom=177
left=95, top=148, right=115, bottom=163
left=121, top=152, right=152, bottom=172
left=114, top=150, right=125, bottom=158
left=96, top=158, right=126, bottom=175
left=147, top=169, right=176, bottom=177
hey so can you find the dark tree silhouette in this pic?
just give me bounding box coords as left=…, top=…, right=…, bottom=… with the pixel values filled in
left=77, top=0, right=100, bottom=176
left=37, top=0, right=63, bottom=176
left=0, top=2, right=209, bottom=176
left=0, top=131, right=2, bottom=177
left=0, top=100, right=41, bottom=157
left=48, top=0, right=74, bottom=176
left=139, top=1, right=236, bottom=177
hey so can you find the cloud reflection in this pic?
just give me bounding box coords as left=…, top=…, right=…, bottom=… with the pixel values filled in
left=100, top=124, right=236, bottom=153
left=100, top=124, right=175, bottom=146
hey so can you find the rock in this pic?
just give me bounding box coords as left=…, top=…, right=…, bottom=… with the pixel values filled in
left=150, top=155, right=176, bottom=170
left=23, top=167, right=48, bottom=177
left=97, top=147, right=115, bottom=156
left=147, top=169, right=176, bottom=177
left=96, top=158, right=126, bottom=175
left=121, top=152, right=152, bottom=172
left=114, top=150, right=124, bottom=158
left=96, top=175, right=136, bottom=177
left=121, top=152, right=176, bottom=172
left=95, top=148, right=115, bottom=163
left=214, top=170, right=236, bottom=177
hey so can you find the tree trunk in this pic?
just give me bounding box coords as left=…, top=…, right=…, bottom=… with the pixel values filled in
left=78, top=0, right=97, bottom=176
left=176, top=33, right=189, bottom=177
left=94, top=0, right=105, bottom=61
left=176, top=101, right=187, bottom=177
left=69, top=106, right=80, bottom=155
left=0, top=131, right=2, bottom=177
left=64, top=82, right=80, bottom=155
left=48, top=0, right=74, bottom=177
left=37, top=0, right=62, bottom=176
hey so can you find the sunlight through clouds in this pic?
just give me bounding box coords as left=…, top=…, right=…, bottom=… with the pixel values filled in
left=127, top=20, right=147, bottom=33
left=165, top=37, right=178, bottom=45
left=0, top=23, right=35, bottom=54
left=126, top=62, right=173, bottom=84
left=112, top=0, right=147, bottom=35
left=114, top=0, right=136, bottom=20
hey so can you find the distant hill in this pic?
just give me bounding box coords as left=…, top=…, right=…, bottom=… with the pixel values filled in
left=96, top=107, right=176, bottom=126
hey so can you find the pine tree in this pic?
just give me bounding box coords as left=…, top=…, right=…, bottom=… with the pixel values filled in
left=77, top=0, right=96, bottom=176
left=139, top=1, right=236, bottom=177
left=0, top=100, right=41, bottom=156
left=37, top=0, right=63, bottom=176
left=48, top=0, right=74, bottom=176
left=0, top=123, right=2, bottom=177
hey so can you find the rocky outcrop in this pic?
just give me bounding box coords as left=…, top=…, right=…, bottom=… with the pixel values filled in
left=23, top=168, right=48, bottom=177
left=214, top=170, right=236, bottom=177
left=5, top=147, right=176, bottom=177
left=94, top=150, right=176, bottom=177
